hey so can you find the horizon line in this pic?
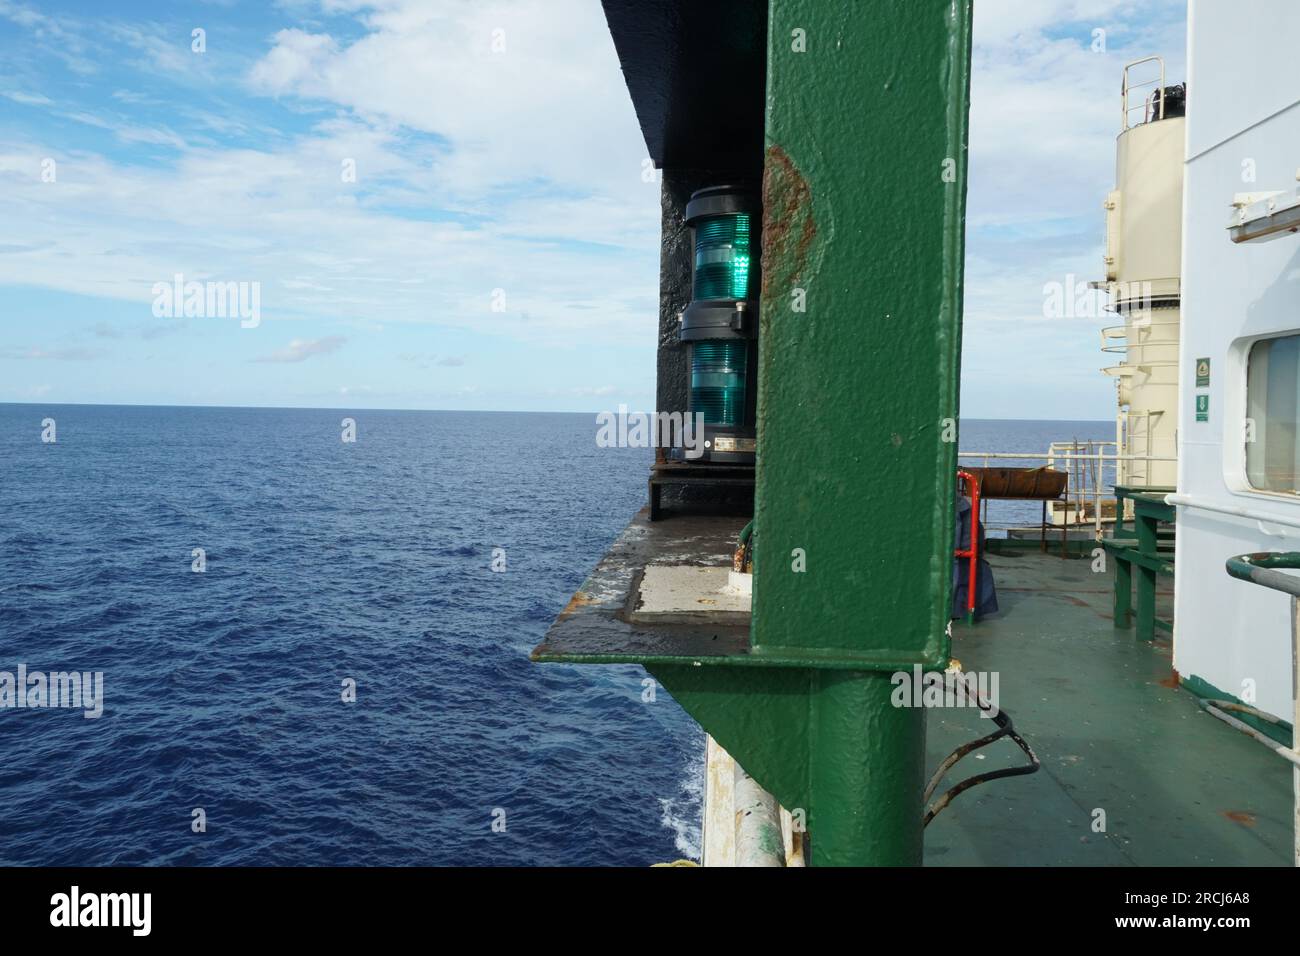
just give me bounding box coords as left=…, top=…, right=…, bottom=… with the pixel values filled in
left=0, top=400, right=1114, bottom=424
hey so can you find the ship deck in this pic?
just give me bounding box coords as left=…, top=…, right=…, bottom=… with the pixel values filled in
left=926, top=546, right=1295, bottom=866
left=539, top=510, right=1296, bottom=865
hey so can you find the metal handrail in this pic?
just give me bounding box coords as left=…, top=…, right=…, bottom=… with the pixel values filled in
left=958, top=448, right=1174, bottom=539
left=1101, top=318, right=1181, bottom=341
left=1219, top=551, right=1300, bottom=866
left=1122, top=56, right=1165, bottom=130
left=957, top=451, right=1173, bottom=462
left=1226, top=552, right=1300, bottom=598
left=1170, top=493, right=1300, bottom=531
left=1101, top=343, right=1182, bottom=357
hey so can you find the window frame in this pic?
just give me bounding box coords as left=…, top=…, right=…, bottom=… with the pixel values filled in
left=1227, top=330, right=1300, bottom=500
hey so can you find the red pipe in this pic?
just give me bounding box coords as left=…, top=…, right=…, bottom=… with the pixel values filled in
left=955, top=470, right=980, bottom=619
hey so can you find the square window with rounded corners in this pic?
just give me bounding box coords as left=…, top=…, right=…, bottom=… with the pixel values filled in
left=1246, top=333, right=1300, bottom=495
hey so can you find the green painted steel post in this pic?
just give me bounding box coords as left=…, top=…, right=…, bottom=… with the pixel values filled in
left=1114, top=554, right=1132, bottom=625
left=1137, top=512, right=1157, bottom=640
left=1136, top=510, right=1158, bottom=555
left=808, top=672, right=927, bottom=865
left=1137, top=563, right=1156, bottom=641
left=749, top=0, right=973, bottom=864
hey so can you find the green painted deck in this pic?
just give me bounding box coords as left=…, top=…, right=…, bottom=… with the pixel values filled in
left=924, top=548, right=1294, bottom=866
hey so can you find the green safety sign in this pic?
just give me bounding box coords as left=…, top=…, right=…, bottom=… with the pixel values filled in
left=1196, top=393, right=1209, bottom=422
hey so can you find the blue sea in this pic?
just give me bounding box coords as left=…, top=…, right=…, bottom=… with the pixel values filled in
left=0, top=404, right=700, bottom=866
left=0, top=406, right=1110, bottom=866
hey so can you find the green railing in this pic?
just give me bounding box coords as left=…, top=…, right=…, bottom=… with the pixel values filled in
left=1225, top=551, right=1300, bottom=597
left=1216, top=552, right=1300, bottom=867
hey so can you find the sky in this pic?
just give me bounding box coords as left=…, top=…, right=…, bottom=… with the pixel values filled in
left=0, top=0, right=1186, bottom=418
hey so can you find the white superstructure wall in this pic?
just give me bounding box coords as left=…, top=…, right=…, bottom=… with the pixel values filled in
left=1176, top=0, right=1300, bottom=722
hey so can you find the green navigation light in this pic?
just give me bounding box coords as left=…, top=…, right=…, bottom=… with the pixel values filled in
left=690, top=340, right=748, bottom=426
left=693, top=214, right=752, bottom=300
left=677, top=185, right=759, bottom=463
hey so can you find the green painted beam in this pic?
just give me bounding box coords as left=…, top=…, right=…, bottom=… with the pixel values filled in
left=541, top=0, right=974, bottom=867
left=752, top=0, right=973, bottom=666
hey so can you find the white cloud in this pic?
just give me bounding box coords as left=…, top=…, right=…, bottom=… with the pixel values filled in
left=245, top=0, right=652, bottom=200
left=3, top=90, right=51, bottom=106
left=0, top=345, right=109, bottom=360
left=0, top=0, right=1188, bottom=417
left=254, top=335, right=347, bottom=362
left=0, top=0, right=659, bottom=352
left=248, top=29, right=338, bottom=93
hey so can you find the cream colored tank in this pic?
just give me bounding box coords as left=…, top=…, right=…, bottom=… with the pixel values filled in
left=1100, top=61, right=1184, bottom=489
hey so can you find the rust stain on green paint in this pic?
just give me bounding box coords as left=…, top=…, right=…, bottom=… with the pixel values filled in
left=760, top=145, right=816, bottom=297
